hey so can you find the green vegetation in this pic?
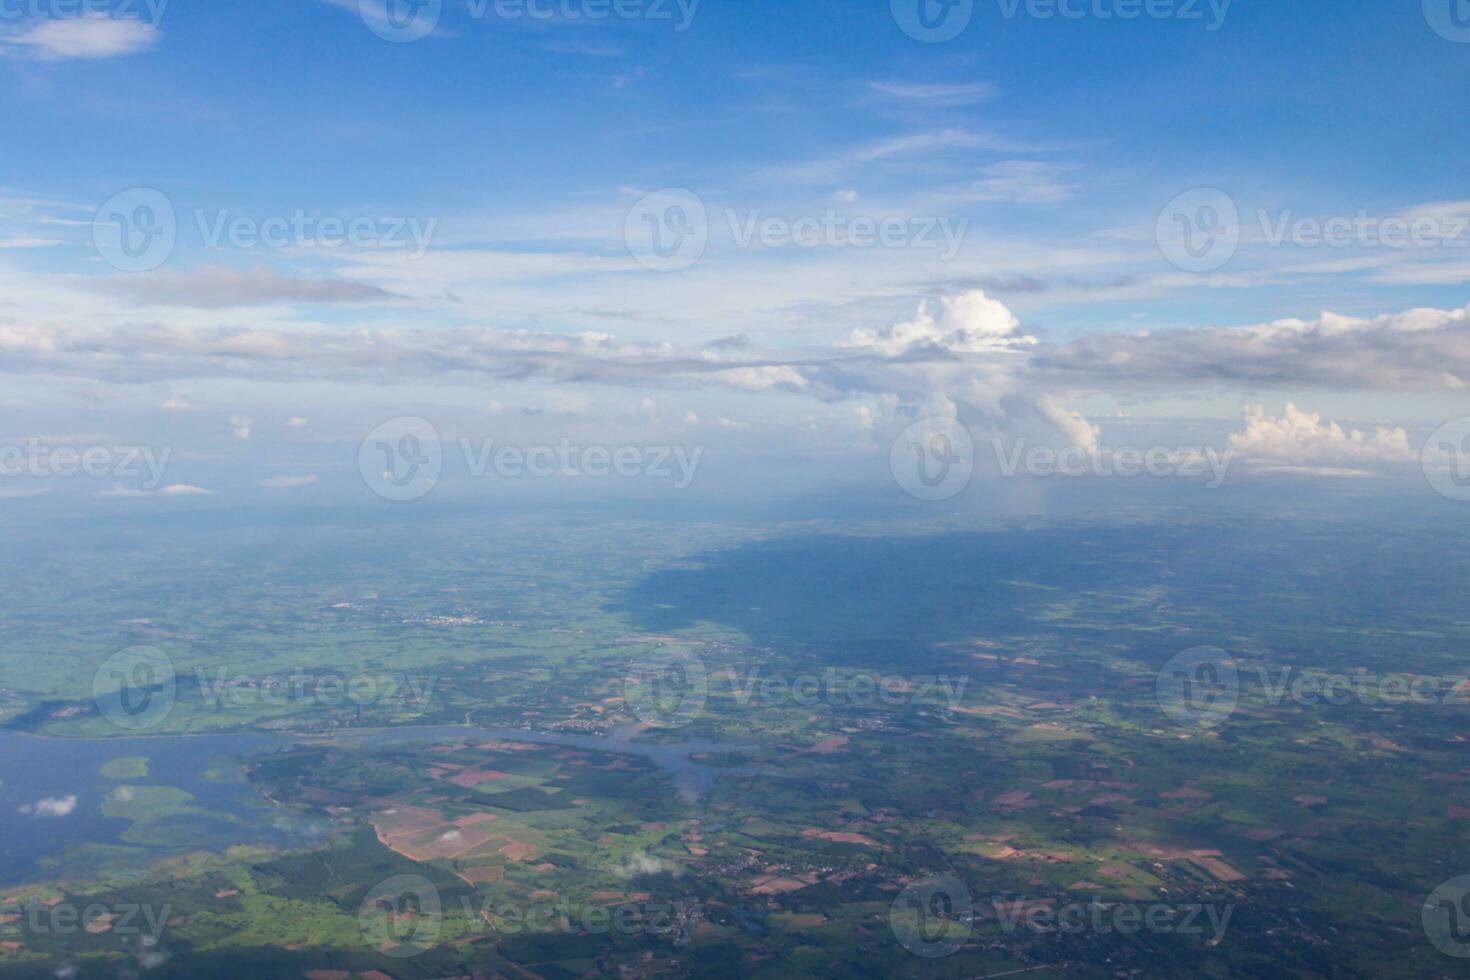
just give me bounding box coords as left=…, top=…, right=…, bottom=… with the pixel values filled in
left=1, top=510, right=1468, bottom=976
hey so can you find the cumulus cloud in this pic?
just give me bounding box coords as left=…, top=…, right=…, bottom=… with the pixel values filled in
left=0, top=17, right=158, bottom=60
left=1, top=292, right=1465, bottom=458
left=20, top=795, right=78, bottom=818
left=1227, top=404, right=1414, bottom=476
left=1033, top=306, right=1470, bottom=391
left=846, top=290, right=1034, bottom=355
left=230, top=416, right=252, bottom=441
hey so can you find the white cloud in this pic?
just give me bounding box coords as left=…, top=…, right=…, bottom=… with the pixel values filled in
left=959, top=161, right=1079, bottom=204
left=98, top=483, right=214, bottom=498
left=710, top=366, right=810, bottom=391
left=611, top=851, right=682, bottom=879
left=847, top=290, right=1034, bottom=355
left=867, top=81, right=997, bottom=106
left=230, top=416, right=252, bottom=441
left=1034, top=304, right=1470, bottom=391
left=286, top=417, right=309, bottom=428
left=159, top=484, right=214, bottom=496
left=0, top=17, right=158, bottom=61
left=20, top=795, right=77, bottom=818
left=1228, top=404, right=1413, bottom=474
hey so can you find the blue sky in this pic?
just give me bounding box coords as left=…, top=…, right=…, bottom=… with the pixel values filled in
left=1, top=0, right=1469, bottom=506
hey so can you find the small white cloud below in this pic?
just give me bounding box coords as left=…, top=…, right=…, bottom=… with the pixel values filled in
left=20, top=795, right=78, bottom=818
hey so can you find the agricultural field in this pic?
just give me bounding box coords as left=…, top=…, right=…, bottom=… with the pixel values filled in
left=0, top=507, right=1467, bottom=976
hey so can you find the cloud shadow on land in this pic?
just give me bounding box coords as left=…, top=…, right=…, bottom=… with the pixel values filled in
left=609, top=516, right=1469, bottom=674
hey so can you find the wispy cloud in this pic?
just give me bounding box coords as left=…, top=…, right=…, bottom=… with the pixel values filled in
left=95, top=266, right=401, bottom=309
left=258, top=475, right=319, bottom=489
left=0, top=17, right=159, bottom=61
left=867, top=81, right=997, bottom=107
